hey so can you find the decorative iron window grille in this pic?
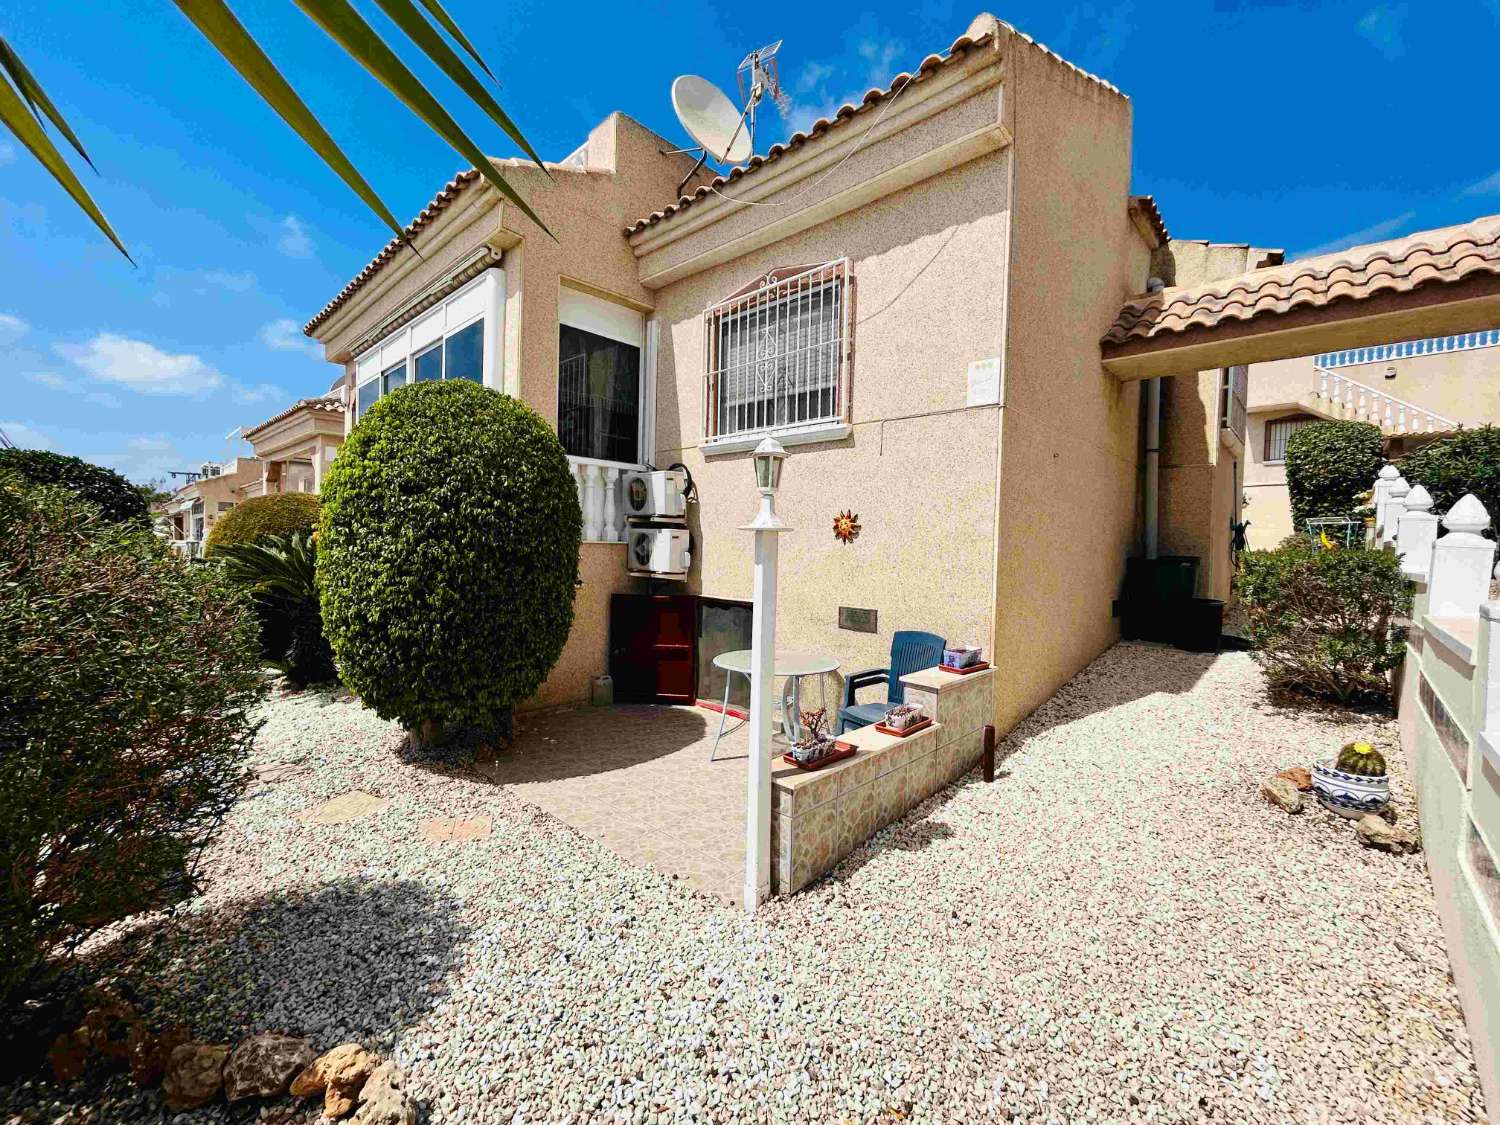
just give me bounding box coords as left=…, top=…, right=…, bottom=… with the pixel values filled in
left=702, top=260, right=852, bottom=440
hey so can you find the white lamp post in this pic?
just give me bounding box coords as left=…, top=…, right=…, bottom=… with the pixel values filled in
left=741, top=436, right=789, bottom=913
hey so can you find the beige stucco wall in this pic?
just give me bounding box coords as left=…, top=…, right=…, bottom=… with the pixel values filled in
left=646, top=111, right=1011, bottom=691
left=989, top=31, right=1144, bottom=732
left=309, top=114, right=705, bottom=711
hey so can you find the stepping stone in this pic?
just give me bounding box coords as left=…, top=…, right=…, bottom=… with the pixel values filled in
left=297, top=791, right=390, bottom=826
left=256, top=761, right=306, bottom=784
left=419, top=816, right=492, bottom=843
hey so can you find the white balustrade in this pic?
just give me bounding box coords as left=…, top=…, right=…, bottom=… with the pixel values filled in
left=569, top=458, right=628, bottom=543
left=1313, top=369, right=1457, bottom=434
left=1316, top=330, right=1500, bottom=369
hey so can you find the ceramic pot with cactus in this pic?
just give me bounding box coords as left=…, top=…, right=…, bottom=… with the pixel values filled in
left=1311, top=741, right=1390, bottom=819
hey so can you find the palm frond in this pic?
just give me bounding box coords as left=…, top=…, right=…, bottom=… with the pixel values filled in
left=290, top=0, right=552, bottom=236
left=0, top=35, right=95, bottom=169
left=216, top=532, right=319, bottom=603
left=0, top=58, right=129, bottom=262
left=412, top=0, right=495, bottom=82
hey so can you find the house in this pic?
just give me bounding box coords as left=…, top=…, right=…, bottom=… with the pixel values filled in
left=1243, top=331, right=1500, bottom=548
left=162, top=382, right=347, bottom=556
left=297, top=11, right=1342, bottom=728
left=240, top=386, right=347, bottom=498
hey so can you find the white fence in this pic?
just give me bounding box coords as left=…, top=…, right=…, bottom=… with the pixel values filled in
left=1313, top=370, right=1457, bottom=433
left=1316, top=329, right=1500, bottom=369
left=1379, top=465, right=1500, bottom=1106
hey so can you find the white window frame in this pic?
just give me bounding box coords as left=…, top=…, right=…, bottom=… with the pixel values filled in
left=701, top=259, right=854, bottom=454
left=351, top=268, right=505, bottom=425
left=557, top=285, right=652, bottom=473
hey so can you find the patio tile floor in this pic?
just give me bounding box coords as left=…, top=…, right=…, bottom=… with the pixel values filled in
left=480, top=704, right=750, bottom=902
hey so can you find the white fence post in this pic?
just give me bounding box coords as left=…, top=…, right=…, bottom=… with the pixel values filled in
left=1428, top=494, right=1496, bottom=619
left=1374, top=464, right=1399, bottom=537
left=1480, top=603, right=1500, bottom=745
left=1396, top=484, right=1440, bottom=580
left=1383, top=476, right=1410, bottom=547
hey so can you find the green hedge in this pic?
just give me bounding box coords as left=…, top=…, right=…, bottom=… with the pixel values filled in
left=317, top=381, right=582, bottom=743
left=0, top=475, right=261, bottom=1008
left=1397, top=426, right=1500, bottom=523
left=0, top=448, right=147, bottom=525
left=1236, top=540, right=1412, bottom=703
left=1284, top=420, right=1384, bottom=531
left=203, top=492, right=320, bottom=557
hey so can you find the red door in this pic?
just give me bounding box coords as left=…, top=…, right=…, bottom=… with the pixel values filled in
left=610, top=594, right=698, bottom=704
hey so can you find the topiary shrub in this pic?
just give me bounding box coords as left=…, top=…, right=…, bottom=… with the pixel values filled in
left=1236, top=542, right=1412, bottom=703
left=203, top=491, right=320, bottom=557
left=1285, top=420, right=1384, bottom=530
left=1396, top=426, right=1500, bottom=525
left=0, top=475, right=262, bottom=1012
left=0, top=447, right=147, bottom=525
left=318, top=381, right=582, bottom=746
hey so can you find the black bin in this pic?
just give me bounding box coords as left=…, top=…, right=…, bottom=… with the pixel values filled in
left=1175, top=598, right=1224, bottom=653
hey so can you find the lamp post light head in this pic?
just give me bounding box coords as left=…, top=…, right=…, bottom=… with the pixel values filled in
left=743, top=436, right=790, bottom=532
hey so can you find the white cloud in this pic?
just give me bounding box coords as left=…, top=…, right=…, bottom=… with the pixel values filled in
left=782, top=34, right=908, bottom=137
left=276, top=215, right=314, bottom=259
left=259, top=317, right=322, bottom=359
left=0, top=142, right=13, bottom=167
left=1292, top=209, right=1417, bottom=260
left=56, top=333, right=224, bottom=397
left=0, top=312, right=28, bottom=345
left=230, top=381, right=283, bottom=406
left=201, top=269, right=256, bottom=292
left=0, top=420, right=54, bottom=451
left=1357, top=3, right=1407, bottom=61
left=1460, top=168, right=1500, bottom=198
left=26, top=370, right=122, bottom=409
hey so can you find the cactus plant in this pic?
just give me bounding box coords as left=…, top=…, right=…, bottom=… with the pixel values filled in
left=1334, top=741, right=1387, bottom=777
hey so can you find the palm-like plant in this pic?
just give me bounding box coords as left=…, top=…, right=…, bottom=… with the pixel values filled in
left=217, top=532, right=337, bottom=686
left=1, top=0, right=549, bottom=264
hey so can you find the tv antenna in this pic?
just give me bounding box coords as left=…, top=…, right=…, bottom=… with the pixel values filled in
left=665, top=40, right=790, bottom=194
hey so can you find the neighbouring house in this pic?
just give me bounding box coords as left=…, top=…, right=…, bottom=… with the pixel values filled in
left=162, top=381, right=347, bottom=556
left=1243, top=330, right=1500, bottom=548
left=240, top=385, right=347, bottom=498
left=163, top=457, right=262, bottom=558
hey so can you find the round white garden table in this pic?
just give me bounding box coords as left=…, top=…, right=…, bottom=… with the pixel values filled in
left=710, top=649, right=840, bottom=760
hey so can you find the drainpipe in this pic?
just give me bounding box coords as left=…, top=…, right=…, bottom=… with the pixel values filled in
left=1143, top=277, right=1166, bottom=560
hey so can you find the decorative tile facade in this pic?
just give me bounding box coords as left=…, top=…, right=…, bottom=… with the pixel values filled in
left=772, top=667, right=993, bottom=894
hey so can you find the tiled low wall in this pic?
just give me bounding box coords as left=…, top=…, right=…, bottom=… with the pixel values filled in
left=771, top=667, right=993, bottom=894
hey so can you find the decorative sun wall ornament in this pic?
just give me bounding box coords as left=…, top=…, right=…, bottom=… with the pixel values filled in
left=833, top=509, right=861, bottom=543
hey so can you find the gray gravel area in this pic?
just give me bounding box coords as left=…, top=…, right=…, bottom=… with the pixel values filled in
left=1, top=643, right=1484, bottom=1123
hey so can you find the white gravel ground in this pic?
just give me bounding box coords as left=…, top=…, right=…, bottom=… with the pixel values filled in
left=2, top=643, right=1485, bottom=1123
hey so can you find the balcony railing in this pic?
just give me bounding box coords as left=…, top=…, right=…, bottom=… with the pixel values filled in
left=568, top=457, right=629, bottom=543
left=1315, top=329, right=1500, bottom=369
left=1313, top=369, right=1458, bottom=434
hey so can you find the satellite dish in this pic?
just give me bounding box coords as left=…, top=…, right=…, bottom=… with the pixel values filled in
left=672, top=75, right=752, bottom=165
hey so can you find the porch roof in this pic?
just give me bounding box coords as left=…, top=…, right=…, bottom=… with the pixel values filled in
left=1101, top=215, right=1500, bottom=379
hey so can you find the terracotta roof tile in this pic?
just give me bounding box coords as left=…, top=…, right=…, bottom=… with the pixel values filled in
left=623, top=17, right=1124, bottom=237
left=1128, top=195, right=1169, bottom=246
left=1102, top=215, right=1500, bottom=348
left=303, top=170, right=480, bottom=336
left=244, top=395, right=346, bottom=438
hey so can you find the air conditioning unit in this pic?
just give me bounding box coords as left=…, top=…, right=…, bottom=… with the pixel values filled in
left=627, top=526, right=690, bottom=579
left=622, top=469, right=688, bottom=521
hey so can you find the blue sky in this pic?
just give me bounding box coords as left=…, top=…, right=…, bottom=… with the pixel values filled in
left=3, top=0, right=1498, bottom=482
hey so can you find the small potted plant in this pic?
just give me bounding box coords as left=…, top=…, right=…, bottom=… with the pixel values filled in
left=791, top=708, right=834, bottom=764
left=1311, top=740, right=1390, bottom=818
left=943, top=644, right=984, bottom=669
left=882, top=702, right=927, bottom=732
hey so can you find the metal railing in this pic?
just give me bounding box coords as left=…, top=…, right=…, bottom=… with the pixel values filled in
left=1315, top=330, right=1500, bottom=369
left=1313, top=369, right=1458, bottom=433
left=703, top=260, right=851, bottom=441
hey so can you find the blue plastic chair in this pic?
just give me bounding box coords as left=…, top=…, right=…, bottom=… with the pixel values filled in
left=837, top=630, right=947, bottom=735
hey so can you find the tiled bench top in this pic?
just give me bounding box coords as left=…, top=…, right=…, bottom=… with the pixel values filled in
left=771, top=721, right=942, bottom=818
left=900, top=665, right=995, bottom=693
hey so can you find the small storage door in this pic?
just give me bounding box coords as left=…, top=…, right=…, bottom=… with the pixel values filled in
left=609, top=594, right=698, bottom=704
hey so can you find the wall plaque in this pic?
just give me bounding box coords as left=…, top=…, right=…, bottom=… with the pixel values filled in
left=838, top=606, right=878, bottom=633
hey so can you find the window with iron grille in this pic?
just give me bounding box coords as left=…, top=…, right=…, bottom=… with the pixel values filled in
left=1263, top=414, right=1315, bottom=463
left=704, top=261, right=850, bottom=441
